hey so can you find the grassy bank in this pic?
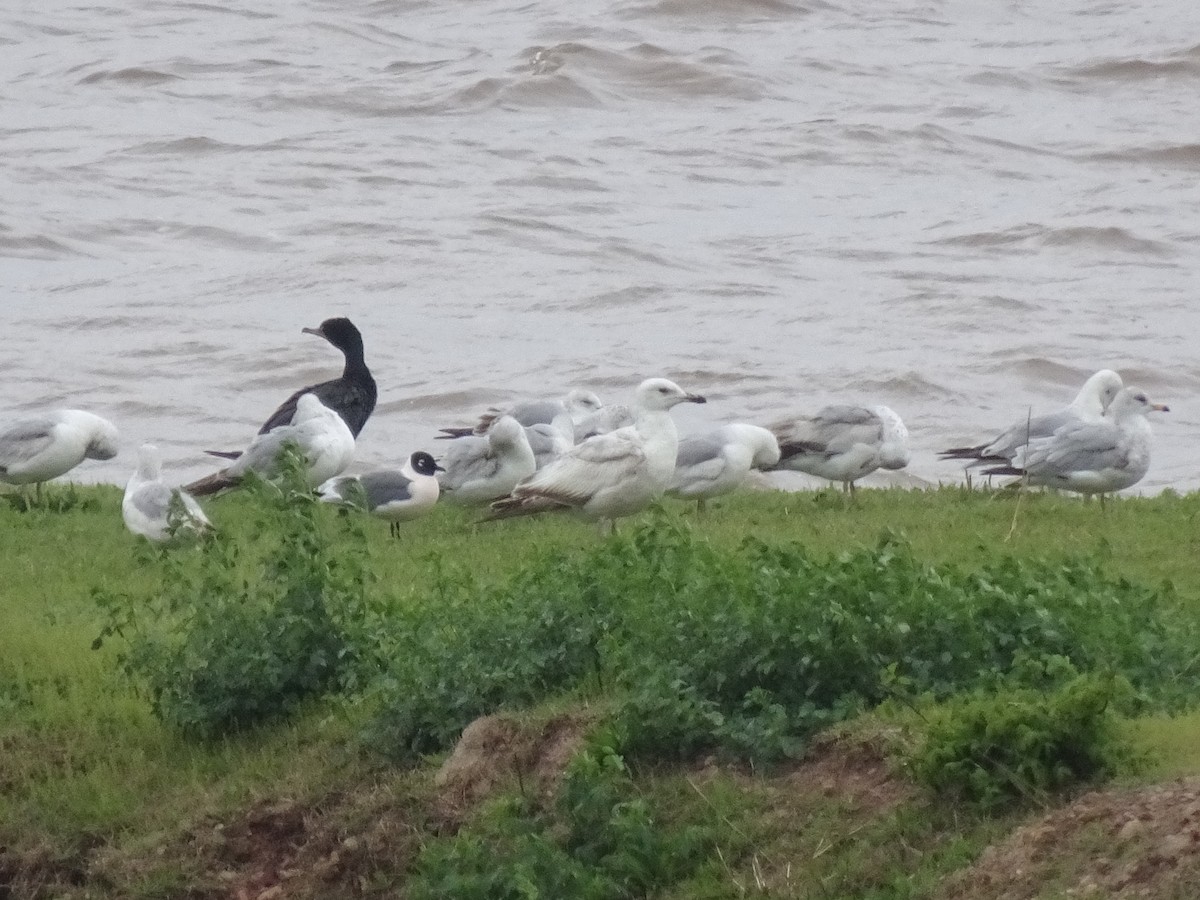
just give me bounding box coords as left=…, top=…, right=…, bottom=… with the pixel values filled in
left=4, top=482, right=1200, bottom=898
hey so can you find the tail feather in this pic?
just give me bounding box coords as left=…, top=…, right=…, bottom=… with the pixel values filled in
left=184, top=470, right=242, bottom=497
left=481, top=494, right=569, bottom=522
left=204, top=449, right=243, bottom=460
left=981, top=464, right=1024, bottom=478
left=938, top=444, right=988, bottom=460
left=436, top=427, right=475, bottom=440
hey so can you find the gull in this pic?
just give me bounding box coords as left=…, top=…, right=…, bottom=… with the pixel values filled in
left=670, top=424, right=781, bottom=511
left=573, top=402, right=635, bottom=442
left=981, top=386, right=1167, bottom=504
left=186, top=393, right=355, bottom=496
left=940, top=369, right=1123, bottom=467
left=123, top=444, right=212, bottom=542
left=769, top=404, right=911, bottom=495
left=437, top=415, right=537, bottom=505
left=319, top=451, right=442, bottom=537
left=0, top=409, right=120, bottom=501
left=207, top=317, right=376, bottom=458
left=526, top=422, right=573, bottom=470
left=487, top=378, right=706, bottom=528
left=437, top=389, right=602, bottom=439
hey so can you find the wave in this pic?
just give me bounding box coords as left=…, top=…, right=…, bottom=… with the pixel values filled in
left=78, top=67, right=181, bottom=85
left=927, top=224, right=1172, bottom=256
left=1087, top=143, right=1200, bottom=170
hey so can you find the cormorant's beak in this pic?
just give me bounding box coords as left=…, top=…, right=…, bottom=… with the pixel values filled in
left=685, top=393, right=707, bottom=404
left=301, top=325, right=327, bottom=339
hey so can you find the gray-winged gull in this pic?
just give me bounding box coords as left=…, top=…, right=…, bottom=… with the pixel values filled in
left=320, top=451, right=442, bottom=537
left=769, top=404, right=910, bottom=494
left=437, top=415, right=537, bottom=505
left=940, top=369, right=1124, bottom=466
left=982, top=386, right=1167, bottom=502
left=187, top=392, right=355, bottom=496
left=123, top=444, right=212, bottom=541
left=0, top=409, right=119, bottom=500
left=670, top=423, right=780, bottom=510
left=487, top=377, right=706, bottom=528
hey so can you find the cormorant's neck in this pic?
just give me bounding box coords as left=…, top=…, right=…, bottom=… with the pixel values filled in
left=340, top=341, right=369, bottom=378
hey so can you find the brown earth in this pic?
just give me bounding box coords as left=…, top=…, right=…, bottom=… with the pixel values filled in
left=431, top=709, right=598, bottom=826
left=6, top=720, right=1200, bottom=899
left=938, top=777, right=1200, bottom=900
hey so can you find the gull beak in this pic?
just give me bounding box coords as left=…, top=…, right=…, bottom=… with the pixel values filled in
left=1152, top=403, right=1170, bottom=413
left=434, top=462, right=446, bottom=472
left=685, top=393, right=707, bottom=404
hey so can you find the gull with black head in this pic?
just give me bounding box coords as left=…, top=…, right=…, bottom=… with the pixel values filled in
left=320, top=451, right=443, bottom=537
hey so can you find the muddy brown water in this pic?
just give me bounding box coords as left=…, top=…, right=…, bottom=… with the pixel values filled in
left=4, top=0, right=1197, bottom=490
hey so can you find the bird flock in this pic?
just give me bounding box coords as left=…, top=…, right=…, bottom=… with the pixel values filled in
left=0, top=318, right=1170, bottom=542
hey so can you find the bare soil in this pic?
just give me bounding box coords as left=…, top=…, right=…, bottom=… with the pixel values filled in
left=938, top=777, right=1200, bottom=900
left=6, top=721, right=1200, bottom=899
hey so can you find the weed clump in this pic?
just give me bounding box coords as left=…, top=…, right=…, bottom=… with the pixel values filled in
left=366, top=515, right=1200, bottom=769
left=908, top=666, right=1136, bottom=809
left=410, top=739, right=711, bottom=899
left=95, top=447, right=372, bottom=737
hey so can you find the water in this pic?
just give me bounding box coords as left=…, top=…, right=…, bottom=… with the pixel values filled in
left=3, top=0, right=1198, bottom=490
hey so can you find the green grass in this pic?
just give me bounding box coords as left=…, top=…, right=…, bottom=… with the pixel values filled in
left=4, top=482, right=1200, bottom=898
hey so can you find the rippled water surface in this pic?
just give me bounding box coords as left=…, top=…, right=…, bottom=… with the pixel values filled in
left=4, top=0, right=1198, bottom=490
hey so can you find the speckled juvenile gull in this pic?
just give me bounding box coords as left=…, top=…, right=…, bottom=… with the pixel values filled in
left=437, top=415, right=537, bottom=505
left=982, top=386, right=1167, bottom=499
left=0, top=409, right=119, bottom=494
left=123, top=444, right=212, bottom=542
left=769, top=404, right=910, bottom=494
left=940, top=369, right=1123, bottom=466
left=487, top=378, right=706, bottom=527
left=670, top=423, right=780, bottom=509
left=320, top=451, right=442, bottom=537
left=186, top=392, right=355, bottom=496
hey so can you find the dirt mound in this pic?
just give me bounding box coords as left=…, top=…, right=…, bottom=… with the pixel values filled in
left=169, top=786, right=424, bottom=900
left=432, top=709, right=597, bottom=826
left=939, top=777, right=1200, bottom=899
left=0, top=841, right=91, bottom=900
left=783, top=727, right=914, bottom=813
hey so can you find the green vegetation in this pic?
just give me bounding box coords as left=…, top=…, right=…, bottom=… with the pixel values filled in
left=4, top=481, right=1200, bottom=897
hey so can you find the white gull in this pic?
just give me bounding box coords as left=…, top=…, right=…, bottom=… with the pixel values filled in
left=940, top=369, right=1124, bottom=467
left=186, top=392, right=354, bottom=496
left=123, top=444, right=212, bottom=542
left=982, top=386, right=1167, bottom=501
left=437, top=415, right=537, bottom=505
left=670, top=423, right=780, bottom=510
left=0, top=409, right=119, bottom=499
left=487, top=378, right=706, bottom=527
left=438, top=389, right=602, bottom=439
left=769, top=404, right=910, bottom=494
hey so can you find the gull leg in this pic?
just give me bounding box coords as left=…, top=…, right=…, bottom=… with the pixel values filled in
left=696, top=497, right=707, bottom=516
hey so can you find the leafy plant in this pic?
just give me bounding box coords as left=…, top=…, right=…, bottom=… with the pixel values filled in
left=408, top=741, right=710, bottom=899
left=365, top=514, right=1200, bottom=767
left=908, top=669, right=1136, bottom=809
left=94, top=447, right=372, bottom=737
